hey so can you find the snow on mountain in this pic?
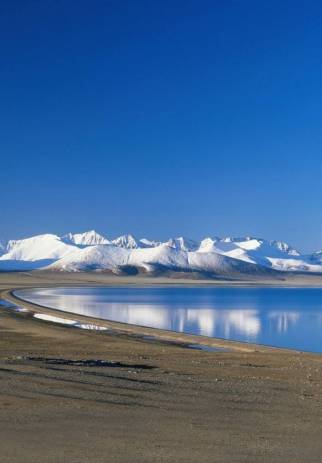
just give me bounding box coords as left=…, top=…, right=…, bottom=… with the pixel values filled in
left=221, top=236, right=253, bottom=243
left=48, top=243, right=189, bottom=273
left=165, top=237, right=199, bottom=252
left=0, top=240, right=5, bottom=256
left=215, top=239, right=272, bottom=265
left=0, top=230, right=321, bottom=275
left=61, top=230, right=110, bottom=246
left=265, top=257, right=322, bottom=272
left=218, top=237, right=299, bottom=256
left=48, top=244, right=129, bottom=272
left=112, top=234, right=140, bottom=249
left=308, top=251, right=322, bottom=264
left=1, top=234, right=76, bottom=262
left=197, top=237, right=322, bottom=273
left=198, top=237, right=219, bottom=253
left=47, top=241, right=275, bottom=276
left=139, top=238, right=162, bottom=248
left=113, top=234, right=163, bottom=249
left=187, top=250, right=274, bottom=275
left=269, top=240, right=300, bottom=256
left=129, top=244, right=190, bottom=271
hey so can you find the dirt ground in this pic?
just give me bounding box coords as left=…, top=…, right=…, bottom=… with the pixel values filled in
left=1, top=272, right=322, bottom=463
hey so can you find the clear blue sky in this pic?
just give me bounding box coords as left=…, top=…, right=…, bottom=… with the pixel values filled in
left=1, top=0, right=322, bottom=251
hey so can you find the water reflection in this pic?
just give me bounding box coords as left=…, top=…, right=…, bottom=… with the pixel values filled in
left=15, top=286, right=322, bottom=353
left=268, top=312, right=300, bottom=333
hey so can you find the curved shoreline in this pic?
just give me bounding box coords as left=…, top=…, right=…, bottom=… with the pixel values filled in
left=2, top=284, right=315, bottom=356
left=2, top=288, right=258, bottom=353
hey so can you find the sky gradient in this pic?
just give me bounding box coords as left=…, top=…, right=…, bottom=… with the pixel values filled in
left=1, top=0, right=322, bottom=251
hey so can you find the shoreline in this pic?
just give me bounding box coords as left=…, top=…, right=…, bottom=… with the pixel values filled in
left=4, top=274, right=322, bottom=356
left=3, top=280, right=318, bottom=357
left=5, top=286, right=320, bottom=357
left=2, top=288, right=269, bottom=355
left=1, top=272, right=322, bottom=461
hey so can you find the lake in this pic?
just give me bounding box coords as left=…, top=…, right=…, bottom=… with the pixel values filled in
left=14, top=286, right=322, bottom=353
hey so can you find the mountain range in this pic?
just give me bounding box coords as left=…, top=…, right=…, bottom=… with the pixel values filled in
left=1, top=230, right=322, bottom=277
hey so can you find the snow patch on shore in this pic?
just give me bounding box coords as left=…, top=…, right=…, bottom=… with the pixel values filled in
left=34, top=313, right=77, bottom=325
left=33, top=312, right=108, bottom=330
left=75, top=323, right=108, bottom=331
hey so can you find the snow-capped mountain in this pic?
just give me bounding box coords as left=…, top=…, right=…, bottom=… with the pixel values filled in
left=0, top=234, right=77, bottom=271
left=47, top=241, right=277, bottom=276
left=206, top=238, right=315, bottom=272
left=165, top=237, right=199, bottom=252
left=269, top=240, right=300, bottom=256
left=111, top=234, right=162, bottom=249
left=61, top=230, right=110, bottom=246
left=0, top=230, right=322, bottom=276
left=111, top=234, right=141, bottom=249
left=198, top=237, right=218, bottom=253
left=139, top=238, right=162, bottom=248
left=3, top=234, right=76, bottom=261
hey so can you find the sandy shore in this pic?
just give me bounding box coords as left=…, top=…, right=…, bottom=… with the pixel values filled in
left=1, top=272, right=322, bottom=462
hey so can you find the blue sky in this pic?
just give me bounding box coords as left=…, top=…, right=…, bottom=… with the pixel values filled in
left=1, top=0, right=322, bottom=251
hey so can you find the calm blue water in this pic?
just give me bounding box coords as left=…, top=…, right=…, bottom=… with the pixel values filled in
left=14, top=286, right=322, bottom=353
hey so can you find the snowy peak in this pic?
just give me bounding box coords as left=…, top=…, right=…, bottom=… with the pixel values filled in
left=198, top=237, right=218, bottom=252
left=219, top=237, right=300, bottom=256
left=62, top=230, right=110, bottom=246
left=269, top=240, right=300, bottom=256
left=221, top=236, right=254, bottom=243
left=112, top=234, right=140, bottom=249
left=165, top=237, right=199, bottom=251
left=139, top=238, right=162, bottom=248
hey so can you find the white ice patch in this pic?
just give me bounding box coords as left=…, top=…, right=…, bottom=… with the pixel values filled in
left=75, top=323, right=108, bottom=331
left=33, top=313, right=77, bottom=325
left=33, top=313, right=107, bottom=331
